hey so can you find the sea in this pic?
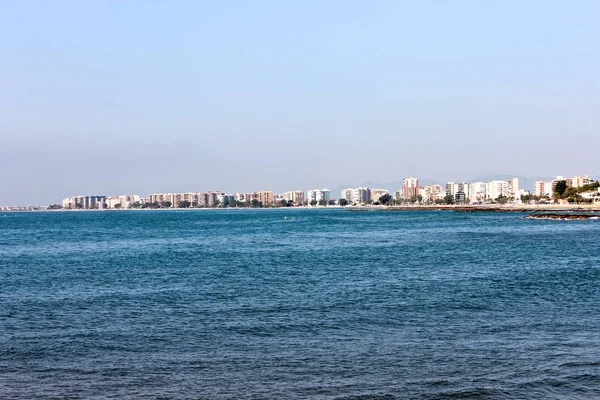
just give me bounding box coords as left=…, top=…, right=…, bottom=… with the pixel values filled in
left=1, top=209, right=600, bottom=399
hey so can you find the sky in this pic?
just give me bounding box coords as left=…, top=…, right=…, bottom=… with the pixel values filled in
left=1, top=1, right=599, bottom=205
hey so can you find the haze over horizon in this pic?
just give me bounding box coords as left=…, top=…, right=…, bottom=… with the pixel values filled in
left=2, top=1, right=599, bottom=205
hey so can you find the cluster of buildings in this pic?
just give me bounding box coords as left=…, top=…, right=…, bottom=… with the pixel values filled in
left=52, top=174, right=598, bottom=210
left=340, top=175, right=598, bottom=205
left=339, top=177, right=523, bottom=204
left=534, top=175, right=595, bottom=197
left=60, top=190, right=325, bottom=210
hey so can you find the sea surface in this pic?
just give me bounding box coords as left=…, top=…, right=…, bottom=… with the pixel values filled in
left=1, top=209, right=600, bottom=399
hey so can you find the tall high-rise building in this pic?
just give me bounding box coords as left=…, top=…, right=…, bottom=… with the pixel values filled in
left=506, top=178, right=520, bottom=199
left=402, top=177, right=419, bottom=200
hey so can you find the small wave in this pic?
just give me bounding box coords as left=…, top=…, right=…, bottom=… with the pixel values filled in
left=559, top=361, right=600, bottom=368
left=334, top=395, right=396, bottom=400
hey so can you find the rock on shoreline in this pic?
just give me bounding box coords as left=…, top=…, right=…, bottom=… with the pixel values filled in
left=526, top=213, right=600, bottom=220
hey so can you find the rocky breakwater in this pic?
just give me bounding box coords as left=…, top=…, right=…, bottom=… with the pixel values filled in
left=526, top=213, right=599, bottom=220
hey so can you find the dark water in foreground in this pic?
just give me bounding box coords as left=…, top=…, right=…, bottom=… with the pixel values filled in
left=2, top=209, right=600, bottom=399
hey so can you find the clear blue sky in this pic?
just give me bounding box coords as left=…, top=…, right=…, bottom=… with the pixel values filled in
left=1, top=1, right=599, bottom=205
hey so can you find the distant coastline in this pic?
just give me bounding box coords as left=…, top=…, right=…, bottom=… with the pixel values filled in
left=5, top=204, right=600, bottom=213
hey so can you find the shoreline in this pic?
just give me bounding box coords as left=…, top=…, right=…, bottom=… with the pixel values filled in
left=4, top=204, right=600, bottom=213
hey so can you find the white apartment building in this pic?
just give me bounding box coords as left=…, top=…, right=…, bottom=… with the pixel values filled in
left=506, top=178, right=520, bottom=199
left=486, top=181, right=508, bottom=200
left=446, top=182, right=470, bottom=201
left=61, top=195, right=107, bottom=209
left=234, top=193, right=246, bottom=202
left=284, top=190, right=305, bottom=205
left=469, top=182, right=487, bottom=203
left=307, top=189, right=330, bottom=204
left=534, top=181, right=552, bottom=197
left=341, top=187, right=370, bottom=204
left=149, top=193, right=176, bottom=205
left=572, top=175, right=594, bottom=188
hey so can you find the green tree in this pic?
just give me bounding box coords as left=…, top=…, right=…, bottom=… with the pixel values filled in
left=496, top=195, right=509, bottom=204
left=563, top=187, right=578, bottom=199
left=310, top=200, right=318, bottom=206
left=416, top=194, right=423, bottom=203
left=130, top=201, right=141, bottom=209
left=338, top=198, right=348, bottom=206
left=521, top=194, right=533, bottom=203
left=378, top=194, right=392, bottom=205
left=251, top=199, right=261, bottom=208
left=554, top=180, right=568, bottom=198
left=178, top=200, right=191, bottom=208
left=279, top=199, right=289, bottom=207
left=443, top=194, right=454, bottom=204
left=581, top=181, right=600, bottom=192
left=318, top=199, right=327, bottom=206
left=114, top=203, right=121, bottom=209
left=161, top=201, right=172, bottom=208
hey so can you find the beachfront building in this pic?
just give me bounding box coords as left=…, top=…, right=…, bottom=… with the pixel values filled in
left=469, top=182, right=487, bottom=203
left=284, top=190, right=305, bottom=205
left=534, top=181, right=552, bottom=197
left=572, top=175, right=594, bottom=188
left=62, top=195, right=107, bottom=209
left=446, top=182, right=470, bottom=198
left=506, top=178, right=520, bottom=200
left=113, top=195, right=141, bottom=208
left=341, top=187, right=370, bottom=205
left=246, top=192, right=259, bottom=204
left=234, top=193, right=246, bottom=203
left=148, top=193, right=176, bottom=206
left=420, top=185, right=445, bottom=203
left=257, top=191, right=275, bottom=207
left=307, top=189, right=329, bottom=204
left=341, top=189, right=352, bottom=203
left=401, top=177, right=419, bottom=200
left=370, top=189, right=389, bottom=203
left=486, top=181, right=508, bottom=200
left=455, top=191, right=467, bottom=203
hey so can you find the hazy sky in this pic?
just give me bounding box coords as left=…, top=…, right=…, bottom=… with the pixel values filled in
left=1, top=1, right=599, bottom=205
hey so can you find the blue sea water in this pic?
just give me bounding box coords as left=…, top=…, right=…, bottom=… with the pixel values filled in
left=1, top=209, right=600, bottom=399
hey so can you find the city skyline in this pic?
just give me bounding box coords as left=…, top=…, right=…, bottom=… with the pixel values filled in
left=3, top=174, right=597, bottom=210
left=2, top=172, right=597, bottom=207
